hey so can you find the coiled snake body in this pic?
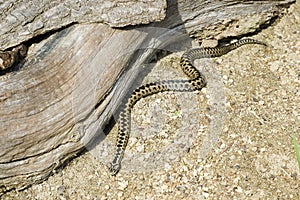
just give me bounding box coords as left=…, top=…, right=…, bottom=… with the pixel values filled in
left=108, top=38, right=266, bottom=175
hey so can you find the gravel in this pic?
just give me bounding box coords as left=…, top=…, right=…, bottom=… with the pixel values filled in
left=2, top=1, right=300, bottom=199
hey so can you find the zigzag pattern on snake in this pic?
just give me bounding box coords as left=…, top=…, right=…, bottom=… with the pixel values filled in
left=108, top=38, right=266, bottom=175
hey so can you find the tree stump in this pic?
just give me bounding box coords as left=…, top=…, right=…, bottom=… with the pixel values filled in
left=0, top=0, right=295, bottom=195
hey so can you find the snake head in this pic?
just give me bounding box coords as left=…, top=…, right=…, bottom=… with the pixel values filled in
left=107, top=162, right=121, bottom=176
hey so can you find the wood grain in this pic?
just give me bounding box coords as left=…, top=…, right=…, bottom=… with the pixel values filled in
left=0, top=0, right=295, bottom=195
left=0, top=0, right=167, bottom=49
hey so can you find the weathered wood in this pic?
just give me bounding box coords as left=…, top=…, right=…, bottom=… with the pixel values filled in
left=0, top=23, right=148, bottom=192
left=0, top=0, right=167, bottom=50
left=0, top=0, right=295, bottom=195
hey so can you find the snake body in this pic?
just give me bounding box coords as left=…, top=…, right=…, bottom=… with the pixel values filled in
left=108, top=38, right=266, bottom=175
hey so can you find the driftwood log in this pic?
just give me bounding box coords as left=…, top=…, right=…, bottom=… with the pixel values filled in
left=0, top=0, right=295, bottom=195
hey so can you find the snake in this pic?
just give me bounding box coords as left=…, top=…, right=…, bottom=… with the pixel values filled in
left=108, top=38, right=266, bottom=175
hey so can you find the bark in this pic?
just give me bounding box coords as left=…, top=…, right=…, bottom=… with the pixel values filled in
left=0, top=0, right=167, bottom=49
left=0, top=0, right=295, bottom=195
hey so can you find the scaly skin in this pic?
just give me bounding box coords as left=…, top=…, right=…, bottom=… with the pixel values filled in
left=108, top=38, right=266, bottom=175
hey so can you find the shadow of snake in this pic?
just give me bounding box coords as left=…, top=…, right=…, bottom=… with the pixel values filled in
left=108, top=38, right=267, bottom=175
